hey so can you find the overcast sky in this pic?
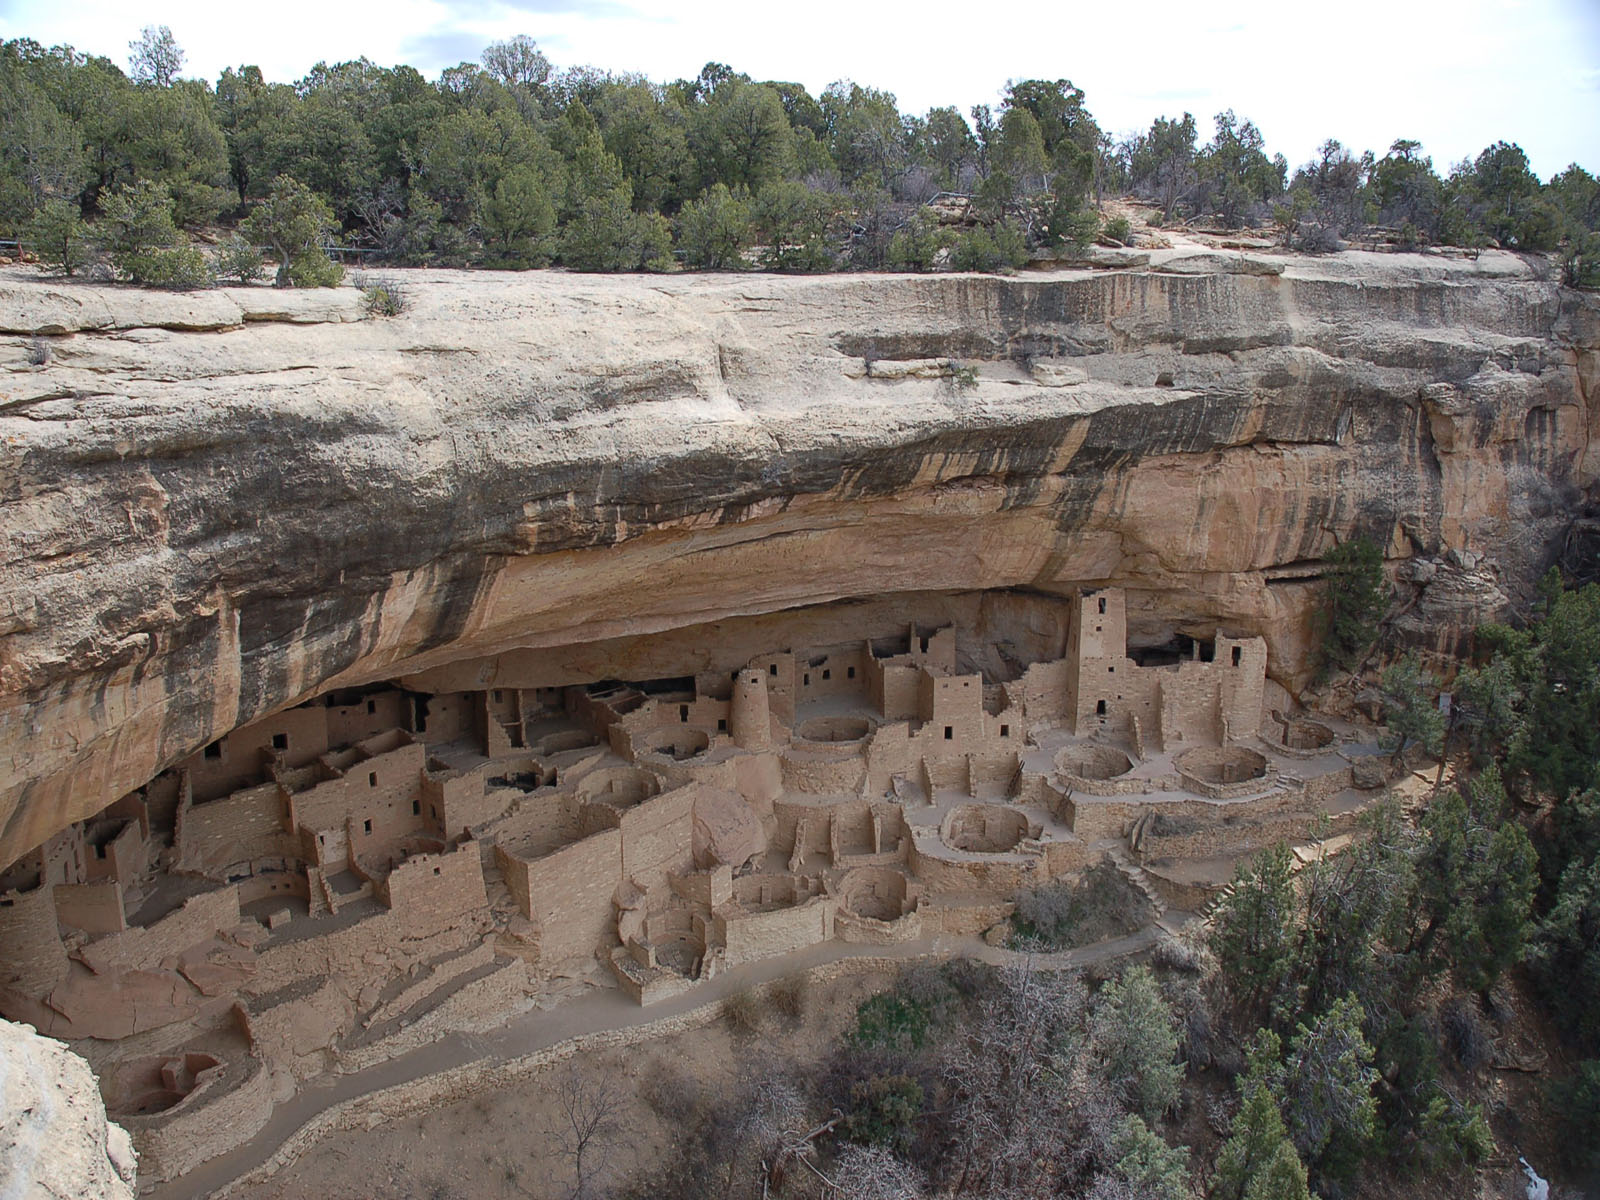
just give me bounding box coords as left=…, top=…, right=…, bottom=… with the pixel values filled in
left=2, top=0, right=1596, bottom=178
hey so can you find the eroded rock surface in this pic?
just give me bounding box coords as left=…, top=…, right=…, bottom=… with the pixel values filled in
left=2, top=249, right=1597, bottom=864
left=0, top=1016, right=137, bottom=1199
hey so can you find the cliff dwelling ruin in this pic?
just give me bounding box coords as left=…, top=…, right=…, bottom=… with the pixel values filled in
left=0, top=586, right=1389, bottom=1184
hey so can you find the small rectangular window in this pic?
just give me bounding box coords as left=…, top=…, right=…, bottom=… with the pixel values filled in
left=679, top=704, right=689, bottom=722
left=433, top=866, right=441, bottom=875
left=1098, top=597, right=1107, bottom=614
left=847, top=666, right=856, bottom=679
left=1108, top=666, right=1115, bottom=674
left=271, top=732, right=288, bottom=750
left=717, top=718, right=727, bottom=732
left=368, top=772, right=378, bottom=787
left=769, top=664, right=778, bottom=676
left=944, top=726, right=953, bottom=740
left=363, top=819, right=372, bottom=834
left=1096, top=700, right=1107, bottom=716
left=412, top=800, right=420, bottom=815
left=203, top=742, right=222, bottom=760
left=493, top=690, right=503, bottom=702
left=1000, top=724, right=1009, bottom=738
left=1232, top=646, right=1242, bottom=667
left=822, top=669, right=831, bottom=681
left=803, top=674, right=811, bottom=686
left=367, top=700, right=376, bottom=714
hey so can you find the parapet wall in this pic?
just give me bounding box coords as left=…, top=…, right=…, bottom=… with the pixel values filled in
left=78, top=887, right=240, bottom=976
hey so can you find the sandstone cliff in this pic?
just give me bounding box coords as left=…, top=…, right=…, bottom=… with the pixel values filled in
left=2, top=248, right=1597, bottom=866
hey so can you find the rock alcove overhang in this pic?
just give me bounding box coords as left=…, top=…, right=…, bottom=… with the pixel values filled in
left=1, top=251, right=1596, bottom=867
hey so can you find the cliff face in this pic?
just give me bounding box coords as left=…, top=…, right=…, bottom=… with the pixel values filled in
left=3, top=248, right=1597, bottom=866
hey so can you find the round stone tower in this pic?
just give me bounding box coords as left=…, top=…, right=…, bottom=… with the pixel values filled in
left=729, top=669, right=773, bottom=750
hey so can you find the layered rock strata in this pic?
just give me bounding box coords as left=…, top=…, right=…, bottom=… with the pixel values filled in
left=2, top=249, right=1597, bottom=865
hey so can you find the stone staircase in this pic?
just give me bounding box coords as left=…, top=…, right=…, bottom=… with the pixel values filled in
left=1105, top=845, right=1167, bottom=920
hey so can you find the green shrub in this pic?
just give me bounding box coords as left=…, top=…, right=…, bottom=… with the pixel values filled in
left=27, top=199, right=90, bottom=276
left=841, top=1073, right=923, bottom=1150
left=213, top=234, right=264, bottom=284
left=847, top=992, right=933, bottom=1053
left=1103, top=214, right=1133, bottom=244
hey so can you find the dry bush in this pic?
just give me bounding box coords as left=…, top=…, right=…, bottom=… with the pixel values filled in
left=724, top=987, right=762, bottom=1033
left=770, top=974, right=808, bottom=1021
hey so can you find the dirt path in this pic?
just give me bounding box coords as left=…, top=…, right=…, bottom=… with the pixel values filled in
left=168, top=923, right=1168, bottom=1199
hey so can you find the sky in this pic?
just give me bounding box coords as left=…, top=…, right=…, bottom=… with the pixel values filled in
left=1, top=0, right=1597, bottom=179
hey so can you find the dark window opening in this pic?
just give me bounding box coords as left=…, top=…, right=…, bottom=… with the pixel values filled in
left=920, top=637, right=930, bottom=653
left=1108, top=666, right=1115, bottom=674
left=367, top=699, right=376, bottom=714
left=1096, top=700, right=1107, bottom=716
left=203, top=742, right=222, bottom=760
left=1097, top=597, right=1107, bottom=614
left=433, top=866, right=441, bottom=875
left=362, top=819, right=372, bottom=834
left=847, top=666, right=856, bottom=679
left=412, top=800, right=420, bottom=816
left=1232, top=646, right=1242, bottom=667
left=717, top=718, right=727, bottom=732
left=822, top=669, right=831, bottom=681
left=679, top=704, right=689, bottom=722
left=368, top=772, right=378, bottom=788
left=493, top=690, right=503, bottom=702
left=412, top=695, right=429, bottom=734
left=1000, top=724, right=1010, bottom=738
left=769, top=664, right=778, bottom=676
left=271, top=732, right=288, bottom=751
left=944, top=726, right=953, bottom=740
left=803, top=674, right=811, bottom=686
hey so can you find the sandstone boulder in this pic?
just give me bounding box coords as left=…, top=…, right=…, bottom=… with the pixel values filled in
left=692, top=789, right=766, bottom=870
left=0, top=1017, right=137, bottom=1199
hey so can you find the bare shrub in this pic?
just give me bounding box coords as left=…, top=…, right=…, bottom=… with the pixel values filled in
left=724, top=987, right=762, bottom=1033
left=545, top=1064, right=624, bottom=1200
left=770, top=975, right=808, bottom=1021
left=24, top=338, right=50, bottom=366
left=829, top=1142, right=926, bottom=1199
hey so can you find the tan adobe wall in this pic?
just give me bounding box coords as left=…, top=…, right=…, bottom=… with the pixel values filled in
left=182, top=705, right=330, bottom=802
left=906, top=842, right=1047, bottom=895
left=716, top=896, right=833, bottom=967
left=79, top=886, right=240, bottom=976
left=792, top=644, right=869, bottom=703
left=862, top=722, right=913, bottom=796
left=176, top=783, right=295, bottom=878
left=508, top=829, right=622, bottom=964
left=1072, top=656, right=1160, bottom=739
left=834, top=907, right=924, bottom=944
left=778, top=744, right=868, bottom=794
left=375, top=845, right=487, bottom=937
left=414, top=691, right=475, bottom=744
left=54, top=880, right=126, bottom=934
left=1012, top=659, right=1071, bottom=723
left=617, top=785, right=697, bottom=888
left=236, top=871, right=307, bottom=907
left=0, top=885, right=68, bottom=996
left=39, top=824, right=88, bottom=887
left=325, top=691, right=407, bottom=749
left=85, top=819, right=145, bottom=885
left=125, top=1054, right=275, bottom=1186
left=868, top=660, right=922, bottom=722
